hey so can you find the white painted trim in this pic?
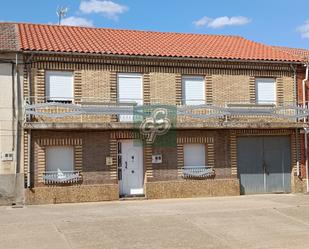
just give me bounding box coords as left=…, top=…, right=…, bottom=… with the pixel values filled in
left=181, top=75, right=205, bottom=105
left=118, top=140, right=144, bottom=196
left=117, top=73, right=143, bottom=104
left=45, top=70, right=74, bottom=102
left=183, top=143, right=206, bottom=168
left=255, top=77, right=276, bottom=105
left=117, top=73, right=143, bottom=122
left=46, top=146, right=74, bottom=172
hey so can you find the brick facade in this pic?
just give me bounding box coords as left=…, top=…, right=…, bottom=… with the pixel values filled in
left=30, top=131, right=114, bottom=187
left=26, top=128, right=303, bottom=203
left=23, top=54, right=306, bottom=204
left=25, top=54, right=296, bottom=125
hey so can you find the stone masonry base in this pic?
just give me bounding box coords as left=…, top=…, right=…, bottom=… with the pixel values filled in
left=25, top=184, right=119, bottom=205
left=145, top=179, right=240, bottom=199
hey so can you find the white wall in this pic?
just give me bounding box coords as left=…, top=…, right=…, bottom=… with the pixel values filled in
left=0, top=53, right=24, bottom=205
left=0, top=53, right=23, bottom=175
left=0, top=58, right=14, bottom=174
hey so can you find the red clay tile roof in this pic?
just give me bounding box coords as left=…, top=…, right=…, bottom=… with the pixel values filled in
left=273, top=46, right=309, bottom=63
left=11, top=23, right=302, bottom=62
left=0, top=23, right=19, bottom=52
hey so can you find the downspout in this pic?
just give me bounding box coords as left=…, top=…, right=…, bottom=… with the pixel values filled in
left=27, top=130, right=31, bottom=188
left=26, top=55, right=33, bottom=189
left=302, top=64, right=308, bottom=113
left=14, top=53, right=19, bottom=174
left=11, top=62, right=15, bottom=154
left=303, top=64, right=309, bottom=192
left=305, top=128, right=309, bottom=192
left=13, top=53, right=22, bottom=205
left=291, top=64, right=301, bottom=176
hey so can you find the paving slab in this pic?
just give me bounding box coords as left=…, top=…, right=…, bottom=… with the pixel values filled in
left=1, top=194, right=309, bottom=248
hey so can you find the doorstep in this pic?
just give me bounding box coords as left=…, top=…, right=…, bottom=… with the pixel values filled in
left=119, top=194, right=146, bottom=201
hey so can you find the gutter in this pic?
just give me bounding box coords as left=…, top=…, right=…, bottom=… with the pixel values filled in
left=21, top=50, right=303, bottom=65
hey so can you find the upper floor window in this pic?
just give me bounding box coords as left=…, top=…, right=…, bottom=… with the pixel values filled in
left=45, top=71, right=74, bottom=102
left=117, top=73, right=143, bottom=122
left=117, top=73, right=143, bottom=105
left=255, top=78, right=276, bottom=105
left=182, top=76, right=205, bottom=105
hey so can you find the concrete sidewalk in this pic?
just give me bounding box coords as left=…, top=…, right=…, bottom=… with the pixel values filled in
left=1, top=194, right=309, bottom=248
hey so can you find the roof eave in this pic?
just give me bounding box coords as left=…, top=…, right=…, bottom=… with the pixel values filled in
left=0, top=49, right=20, bottom=52
left=20, top=50, right=303, bottom=65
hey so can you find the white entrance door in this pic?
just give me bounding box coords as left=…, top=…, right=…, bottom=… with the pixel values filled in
left=118, top=140, right=144, bottom=196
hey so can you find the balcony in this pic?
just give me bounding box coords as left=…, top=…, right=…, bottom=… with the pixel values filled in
left=23, top=97, right=309, bottom=129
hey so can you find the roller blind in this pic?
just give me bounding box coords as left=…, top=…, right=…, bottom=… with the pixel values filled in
left=45, top=71, right=74, bottom=101
left=46, top=146, right=74, bottom=172
left=182, top=76, right=205, bottom=105
left=117, top=73, right=143, bottom=122
left=183, top=144, right=206, bottom=168
left=256, top=78, right=276, bottom=104
left=118, top=73, right=143, bottom=105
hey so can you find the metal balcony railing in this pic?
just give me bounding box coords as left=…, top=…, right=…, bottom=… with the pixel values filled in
left=43, top=170, right=82, bottom=184
left=23, top=96, right=309, bottom=122
left=182, top=166, right=215, bottom=178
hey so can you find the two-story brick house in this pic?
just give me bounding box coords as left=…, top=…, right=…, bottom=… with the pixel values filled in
left=2, top=23, right=308, bottom=204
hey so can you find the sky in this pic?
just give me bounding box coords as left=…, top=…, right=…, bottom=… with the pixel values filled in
left=1, top=0, right=309, bottom=49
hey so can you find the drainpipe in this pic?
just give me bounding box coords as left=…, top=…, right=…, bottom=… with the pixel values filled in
left=296, top=128, right=300, bottom=176
left=27, top=130, right=31, bottom=188
left=305, top=128, right=309, bottom=192
left=26, top=55, right=33, bottom=189
left=303, top=64, right=309, bottom=192
left=290, top=65, right=301, bottom=176
left=291, top=64, right=297, bottom=105
left=14, top=53, right=19, bottom=175
left=302, top=64, right=309, bottom=114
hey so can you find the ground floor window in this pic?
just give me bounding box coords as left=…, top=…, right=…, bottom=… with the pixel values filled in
left=46, top=146, right=74, bottom=172
left=183, top=144, right=206, bottom=168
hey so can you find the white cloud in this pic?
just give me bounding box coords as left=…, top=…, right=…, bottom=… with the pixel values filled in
left=61, top=16, right=94, bottom=27
left=194, top=16, right=251, bottom=28
left=193, top=16, right=212, bottom=27
left=297, top=20, right=309, bottom=38
left=79, top=0, right=128, bottom=20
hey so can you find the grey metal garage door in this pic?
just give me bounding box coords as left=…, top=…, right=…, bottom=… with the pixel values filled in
left=237, top=136, right=291, bottom=194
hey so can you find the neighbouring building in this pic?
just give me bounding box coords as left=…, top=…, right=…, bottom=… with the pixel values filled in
left=0, top=23, right=24, bottom=205
left=1, top=22, right=309, bottom=205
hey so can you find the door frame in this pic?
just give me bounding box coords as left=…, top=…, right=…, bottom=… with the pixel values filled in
left=117, top=139, right=144, bottom=197
left=236, top=135, right=292, bottom=194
